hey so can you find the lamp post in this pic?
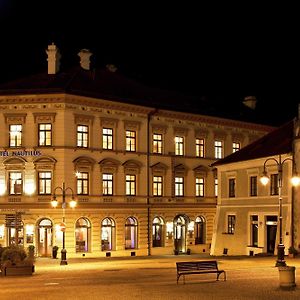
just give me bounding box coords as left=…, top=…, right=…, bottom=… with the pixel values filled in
left=51, top=182, right=77, bottom=265
left=260, top=155, right=300, bottom=267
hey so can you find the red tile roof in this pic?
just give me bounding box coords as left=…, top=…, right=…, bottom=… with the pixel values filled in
left=211, top=119, right=295, bottom=167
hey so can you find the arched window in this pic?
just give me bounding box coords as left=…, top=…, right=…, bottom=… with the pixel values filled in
left=75, top=217, right=91, bottom=252
left=152, top=217, right=164, bottom=247
left=101, top=217, right=115, bottom=251
left=125, top=217, right=138, bottom=249
left=195, top=216, right=206, bottom=244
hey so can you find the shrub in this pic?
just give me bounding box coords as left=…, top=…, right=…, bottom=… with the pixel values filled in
left=1, top=245, right=28, bottom=267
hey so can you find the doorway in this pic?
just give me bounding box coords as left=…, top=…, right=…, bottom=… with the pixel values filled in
left=266, top=216, right=277, bottom=254
left=38, top=219, right=53, bottom=257
left=174, top=215, right=188, bottom=253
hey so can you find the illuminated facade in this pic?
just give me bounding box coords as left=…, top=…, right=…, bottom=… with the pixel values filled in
left=211, top=119, right=300, bottom=256
left=0, top=45, right=274, bottom=258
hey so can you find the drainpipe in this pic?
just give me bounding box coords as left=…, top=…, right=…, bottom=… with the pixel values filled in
left=147, top=109, right=157, bottom=256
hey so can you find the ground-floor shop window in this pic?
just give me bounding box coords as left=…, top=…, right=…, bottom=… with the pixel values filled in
left=101, top=217, right=115, bottom=251
left=125, top=217, right=137, bottom=249
left=75, top=217, right=91, bottom=252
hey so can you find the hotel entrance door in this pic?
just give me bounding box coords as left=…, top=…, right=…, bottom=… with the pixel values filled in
left=38, top=219, right=53, bottom=257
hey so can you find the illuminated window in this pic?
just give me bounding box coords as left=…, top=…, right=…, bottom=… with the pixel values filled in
left=75, top=218, right=91, bottom=252
left=153, top=133, right=162, bottom=154
left=153, top=176, right=163, bottom=196
left=9, top=124, right=22, bottom=147
left=125, top=217, right=138, bottom=249
left=196, top=138, right=205, bottom=157
left=126, top=130, right=136, bottom=152
left=214, top=140, right=223, bottom=159
left=103, top=128, right=113, bottom=150
left=77, top=172, right=89, bottom=195
left=175, top=177, right=184, bottom=196
left=232, top=142, right=240, bottom=153
left=228, top=215, right=236, bottom=234
left=175, top=136, right=184, bottom=156
left=101, top=217, right=115, bottom=251
left=102, top=173, right=113, bottom=195
left=214, top=178, right=218, bottom=197
left=38, top=123, right=52, bottom=146
left=126, top=175, right=136, bottom=196
left=152, top=217, right=164, bottom=247
left=77, top=125, right=88, bottom=148
left=196, top=177, right=204, bottom=197
left=9, top=172, right=22, bottom=195
left=38, top=172, right=52, bottom=195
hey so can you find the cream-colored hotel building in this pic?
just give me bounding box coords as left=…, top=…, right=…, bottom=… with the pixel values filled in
left=0, top=44, right=273, bottom=258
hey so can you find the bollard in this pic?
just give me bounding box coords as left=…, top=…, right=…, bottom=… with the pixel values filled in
left=278, top=266, right=296, bottom=288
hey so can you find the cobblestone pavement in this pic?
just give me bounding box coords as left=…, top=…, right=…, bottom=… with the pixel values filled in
left=1, top=254, right=300, bottom=299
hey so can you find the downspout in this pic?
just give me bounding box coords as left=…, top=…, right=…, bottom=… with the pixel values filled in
left=147, top=108, right=157, bottom=256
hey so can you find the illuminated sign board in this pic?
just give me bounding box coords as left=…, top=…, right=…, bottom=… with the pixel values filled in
left=0, top=150, right=42, bottom=157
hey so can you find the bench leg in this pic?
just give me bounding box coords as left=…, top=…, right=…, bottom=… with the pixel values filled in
left=217, top=271, right=226, bottom=281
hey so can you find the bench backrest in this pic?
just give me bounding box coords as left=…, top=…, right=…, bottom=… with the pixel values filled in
left=176, top=260, right=219, bottom=272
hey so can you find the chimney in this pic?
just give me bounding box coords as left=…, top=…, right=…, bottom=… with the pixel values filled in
left=46, top=43, right=61, bottom=74
left=78, top=49, right=92, bottom=70
left=243, top=96, right=257, bottom=110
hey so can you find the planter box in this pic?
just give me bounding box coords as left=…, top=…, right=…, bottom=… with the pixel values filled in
left=2, top=265, right=34, bottom=276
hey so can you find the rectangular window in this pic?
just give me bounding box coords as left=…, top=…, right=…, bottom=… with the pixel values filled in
left=229, top=178, right=235, bottom=197
left=250, top=176, right=257, bottom=196
left=126, top=174, right=136, bottom=195
left=214, top=140, right=223, bottom=159
left=9, top=124, right=22, bottom=147
left=251, top=215, right=258, bottom=247
left=77, top=125, right=88, bottom=148
left=196, top=177, right=204, bottom=197
left=38, top=123, right=52, bottom=146
left=214, top=178, right=218, bottom=197
left=175, top=136, right=184, bottom=156
left=270, top=174, right=279, bottom=195
left=228, top=215, right=236, bottom=234
left=153, top=176, right=163, bottom=196
left=103, top=128, right=113, bottom=150
left=9, top=172, right=22, bottom=195
left=77, top=172, right=89, bottom=195
left=175, top=177, right=184, bottom=196
left=102, top=173, right=113, bottom=195
left=153, top=133, right=162, bottom=154
left=232, top=142, right=240, bottom=153
left=196, top=138, right=205, bottom=157
left=38, top=172, right=52, bottom=194
left=126, top=130, right=136, bottom=152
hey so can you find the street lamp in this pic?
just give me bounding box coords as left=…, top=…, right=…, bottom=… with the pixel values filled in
left=51, top=182, right=77, bottom=265
left=260, top=155, right=300, bottom=267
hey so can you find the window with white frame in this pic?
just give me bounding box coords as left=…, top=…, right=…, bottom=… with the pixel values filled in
left=153, top=133, right=162, bottom=154
left=9, top=172, right=23, bottom=195
left=195, top=177, right=205, bottom=197
left=102, top=128, right=113, bottom=150
left=270, top=174, right=279, bottom=195
left=9, top=124, right=22, bottom=147
left=102, top=173, right=113, bottom=195
left=227, top=215, right=235, bottom=234
left=153, top=176, right=163, bottom=196
left=196, top=138, right=205, bottom=157
left=77, top=125, right=88, bottom=148
left=38, top=123, right=52, bottom=146
left=126, top=174, right=136, bottom=195
left=38, top=171, right=52, bottom=195
left=77, top=172, right=89, bottom=195
left=232, top=142, right=240, bottom=153
left=250, top=215, right=258, bottom=247
left=214, top=140, right=223, bottom=159
left=175, top=136, right=184, bottom=156
left=126, top=130, right=136, bottom=152
left=214, top=178, right=218, bottom=197
left=175, top=177, right=184, bottom=196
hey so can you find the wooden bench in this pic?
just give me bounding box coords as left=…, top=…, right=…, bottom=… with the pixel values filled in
left=176, top=260, right=226, bottom=284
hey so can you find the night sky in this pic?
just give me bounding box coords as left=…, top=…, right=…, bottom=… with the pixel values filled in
left=0, top=2, right=299, bottom=126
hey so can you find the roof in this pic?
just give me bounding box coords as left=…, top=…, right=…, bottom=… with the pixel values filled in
left=211, top=119, right=295, bottom=167
left=0, top=66, right=275, bottom=126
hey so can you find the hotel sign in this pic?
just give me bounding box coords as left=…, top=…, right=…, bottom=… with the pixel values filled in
left=0, top=150, right=42, bottom=157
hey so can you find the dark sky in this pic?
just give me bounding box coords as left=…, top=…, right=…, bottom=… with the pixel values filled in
left=0, top=2, right=299, bottom=126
